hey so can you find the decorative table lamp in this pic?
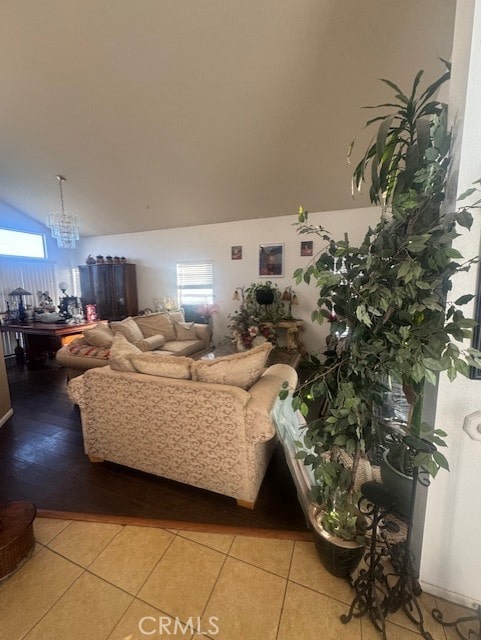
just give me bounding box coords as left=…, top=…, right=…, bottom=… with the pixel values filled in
left=8, top=288, right=33, bottom=323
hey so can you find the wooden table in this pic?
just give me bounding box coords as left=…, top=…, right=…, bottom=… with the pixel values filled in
left=0, top=321, right=95, bottom=364
left=202, top=344, right=302, bottom=369
left=261, top=320, right=306, bottom=354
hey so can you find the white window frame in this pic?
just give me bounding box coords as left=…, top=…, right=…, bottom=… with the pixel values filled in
left=0, top=228, right=47, bottom=259
left=176, top=261, right=214, bottom=308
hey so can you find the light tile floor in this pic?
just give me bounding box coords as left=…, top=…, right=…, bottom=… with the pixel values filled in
left=0, top=517, right=476, bottom=640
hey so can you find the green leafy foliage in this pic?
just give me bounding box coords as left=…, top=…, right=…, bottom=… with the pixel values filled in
left=291, top=64, right=480, bottom=526
left=243, top=281, right=288, bottom=323
left=321, top=504, right=362, bottom=542
left=349, top=60, right=451, bottom=208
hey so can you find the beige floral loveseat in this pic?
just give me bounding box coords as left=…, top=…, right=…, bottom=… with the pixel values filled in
left=56, top=310, right=212, bottom=378
left=68, top=342, right=298, bottom=507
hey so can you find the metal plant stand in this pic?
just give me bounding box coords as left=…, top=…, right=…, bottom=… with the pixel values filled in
left=341, top=437, right=438, bottom=639
left=382, top=453, right=432, bottom=640
left=340, top=481, right=394, bottom=639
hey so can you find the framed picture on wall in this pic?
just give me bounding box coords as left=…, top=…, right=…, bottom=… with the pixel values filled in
left=231, top=246, right=242, bottom=260
left=300, top=240, right=313, bottom=256
left=259, top=243, right=284, bottom=277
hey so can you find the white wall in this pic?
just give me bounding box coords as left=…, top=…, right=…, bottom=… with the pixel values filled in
left=72, top=206, right=380, bottom=353
left=420, top=0, right=481, bottom=608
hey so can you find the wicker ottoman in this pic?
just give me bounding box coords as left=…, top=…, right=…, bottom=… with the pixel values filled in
left=0, top=501, right=36, bottom=582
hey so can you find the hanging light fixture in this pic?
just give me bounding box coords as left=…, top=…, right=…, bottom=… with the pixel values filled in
left=47, top=175, right=81, bottom=249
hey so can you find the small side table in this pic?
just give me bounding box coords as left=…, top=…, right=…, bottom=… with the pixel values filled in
left=0, top=501, right=36, bottom=582
left=261, top=320, right=306, bottom=354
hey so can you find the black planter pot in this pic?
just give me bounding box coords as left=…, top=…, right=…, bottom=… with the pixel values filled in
left=255, top=288, right=275, bottom=306
left=311, top=508, right=364, bottom=578
left=380, top=449, right=412, bottom=519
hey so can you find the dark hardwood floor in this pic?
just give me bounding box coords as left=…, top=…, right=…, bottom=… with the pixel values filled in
left=0, top=357, right=310, bottom=535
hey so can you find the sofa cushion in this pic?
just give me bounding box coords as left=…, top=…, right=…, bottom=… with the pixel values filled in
left=136, top=334, right=166, bottom=352
left=162, top=340, right=206, bottom=357
left=175, top=321, right=195, bottom=340
left=110, top=317, right=144, bottom=344
left=133, top=312, right=176, bottom=341
left=131, top=353, right=193, bottom=379
left=109, top=333, right=141, bottom=372
left=191, top=342, right=273, bottom=389
left=83, top=323, right=115, bottom=348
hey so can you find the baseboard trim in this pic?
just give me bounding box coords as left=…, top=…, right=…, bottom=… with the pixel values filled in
left=0, top=408, right=13, bottom=428
left=420, top=579, right=481, bottom=610
left=36, top=509, right=312, bottom=541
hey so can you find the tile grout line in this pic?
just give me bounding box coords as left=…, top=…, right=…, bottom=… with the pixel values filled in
left=17, top=522, right=450, bottom=640
left=125, top=528, right=178, bottom=600
left=274, top=536, right=297, bottom=640
left=16, top=558, right=92, bottom=640
left=40, top=527, right=236, bottom=636
left=27, top=538, right=177, bottom=640
left=41, top=519, right=126, bottom=572
left=196, top=531, right=236, bottom=624
left=126, top=532, right=233, bottom=639
left=100, top=592, right=136, bottom=640
left=38, top=520, right=370, bottom=623
left=285, top=574, right=355, bottom=609
left=33, top=517, right=73, bottom=547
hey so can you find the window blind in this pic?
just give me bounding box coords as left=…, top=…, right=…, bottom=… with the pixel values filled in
left=176, top=261, right=214, bottom=306
left=0, top=258, right=57, bottom=314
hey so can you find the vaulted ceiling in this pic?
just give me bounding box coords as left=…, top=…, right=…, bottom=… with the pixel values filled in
left=0, top=1, right=456, bottom=238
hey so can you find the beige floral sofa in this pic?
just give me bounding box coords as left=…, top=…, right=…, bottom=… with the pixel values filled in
left=56, top=310, right=212, bottom=378
left=68, top=342, right=298, bottom=507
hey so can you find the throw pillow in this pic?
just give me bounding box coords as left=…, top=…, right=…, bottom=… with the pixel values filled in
left=136, top=334, right=166, bottom=352
left=131, top=353, right=193, bottom=379
left=133, top=312, right=176, bottom=341
left=175, top=321, right=196, bottom=340
left=83, top=323, right=115, bottom=348
left=110, top=317, right=144, bottom=344
left=109, top=333, right=141, bottom=372
left=191, top=342, right=273, bottom=389
left=168, top=310, right=185, bottom=324
left=68, top=344, right=110, bottom=360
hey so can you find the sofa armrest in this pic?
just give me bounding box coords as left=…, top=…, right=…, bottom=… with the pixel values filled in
left=67, top=374, right=85, bottom=406
left=56, top=340, right=110, bottom=374
left=193, top=323, right=212, bottom=349
left=245, top=363, right=298, bottom=443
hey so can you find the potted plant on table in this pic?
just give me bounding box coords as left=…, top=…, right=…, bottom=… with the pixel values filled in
left=228, top=307, right=276, bottom=351
left=244, top=281, right=286, bottom=322
left=285, top=61, right=481, bottom=573
left=229, top=282, right=287, bottom=350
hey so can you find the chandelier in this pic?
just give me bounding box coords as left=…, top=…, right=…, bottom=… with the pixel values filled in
left=47, top=175, right=81, bottom=249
